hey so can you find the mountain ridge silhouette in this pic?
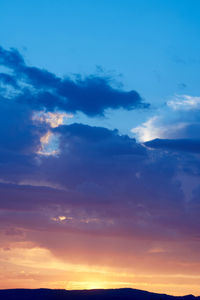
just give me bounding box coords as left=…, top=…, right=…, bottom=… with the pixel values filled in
left=0, top=288, right=199, bottom=300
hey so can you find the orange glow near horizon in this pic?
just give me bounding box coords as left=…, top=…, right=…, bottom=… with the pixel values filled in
left=1, top=246, right=200, bottom=296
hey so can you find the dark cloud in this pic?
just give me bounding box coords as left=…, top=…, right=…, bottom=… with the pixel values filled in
left=0, top=103, right=186, bottom=242
left=0, top=114, right=200, bottom=275
left=0, top=73, right=18, bottom=87
left=55, top=123, right=146, bottom=156
left=0, top=46, right=149, bottom=116
left=3, top=120, right=185, bottom=238
left=0, top=47, right=24, bottom=70
left=145, top=138, right=200, bottom=153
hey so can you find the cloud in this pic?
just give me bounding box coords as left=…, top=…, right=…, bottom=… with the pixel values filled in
left=132, top=94, right=200, bottom=142
left=0, top=46, right=149, bottom=116
left=0, top=47, right=24, bottom=70
left=1, top=114, right=200, bottom=292
left=0, top=120, right=187, bottom=240
left=145, top=138, right=200, bottom=153
left=132, top=116, right=189, bottom=142
left=168, top=95, right=200, bottom=111
left=32, top=111, right=73, bottom=128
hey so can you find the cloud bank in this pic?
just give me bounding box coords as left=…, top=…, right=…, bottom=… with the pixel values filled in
left=0, top=46, right=200, bottom=295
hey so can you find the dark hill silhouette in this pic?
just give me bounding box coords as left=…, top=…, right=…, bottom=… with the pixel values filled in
left=0, top=288, right=199, bottom=300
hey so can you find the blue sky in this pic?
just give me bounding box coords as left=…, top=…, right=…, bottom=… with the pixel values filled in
left=1, top=0, right=200, bottom=116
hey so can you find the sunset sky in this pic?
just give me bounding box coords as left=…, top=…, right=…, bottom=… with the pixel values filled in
left=1, top=0, right=200, bottom=296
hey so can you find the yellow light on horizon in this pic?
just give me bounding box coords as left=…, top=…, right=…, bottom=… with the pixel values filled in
left=1, top=246, right=200, bottom=296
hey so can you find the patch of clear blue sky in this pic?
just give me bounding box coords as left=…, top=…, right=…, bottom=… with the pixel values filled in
left=0, top=0, right=200, bottom=134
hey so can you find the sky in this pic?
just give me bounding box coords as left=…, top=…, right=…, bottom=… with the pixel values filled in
left=0, top=0, right=200, bottom=296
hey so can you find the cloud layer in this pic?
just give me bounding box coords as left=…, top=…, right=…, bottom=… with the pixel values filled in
left=0, top=46, right=200, bottom=295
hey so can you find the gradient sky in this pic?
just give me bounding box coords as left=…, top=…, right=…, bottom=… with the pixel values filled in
left=0, top=0, right=200, bottom=296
